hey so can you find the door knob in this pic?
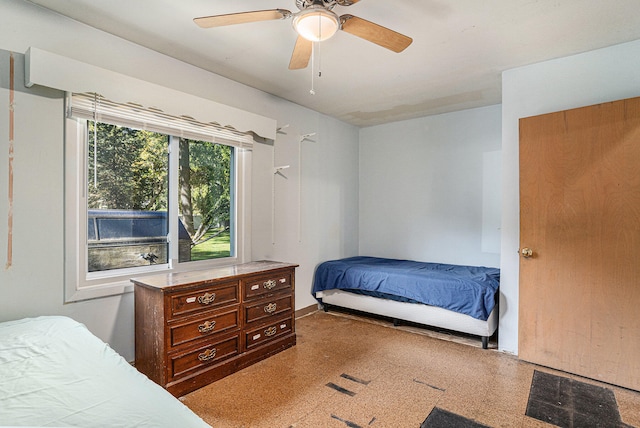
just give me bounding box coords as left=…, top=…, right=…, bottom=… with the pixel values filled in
left=521, top=247, right=533, bottom=258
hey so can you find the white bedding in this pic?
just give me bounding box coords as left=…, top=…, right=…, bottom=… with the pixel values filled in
left=0, top=316, right=210, bottom=428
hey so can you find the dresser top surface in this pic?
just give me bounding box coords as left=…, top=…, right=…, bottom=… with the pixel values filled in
left=131, top=260, right=298, bottom=290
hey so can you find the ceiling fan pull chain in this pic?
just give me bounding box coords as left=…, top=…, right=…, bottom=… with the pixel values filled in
left=310, top=42, right=316, bottom=95
left=317, top=15, right=322, bottom=78
left=317, top=37, right=322, bottom=78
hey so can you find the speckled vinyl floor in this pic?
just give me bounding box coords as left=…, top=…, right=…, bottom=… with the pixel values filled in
left=181, top=310, right=640, bottom=428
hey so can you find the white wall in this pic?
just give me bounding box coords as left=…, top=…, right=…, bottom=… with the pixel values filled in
left=4, top=0, right=639, bottom=362
left=499, top=39, right=640, bottom=354
left=0, top=0, right=359, bottom=361
left=359, top=105, right=502, bottom=268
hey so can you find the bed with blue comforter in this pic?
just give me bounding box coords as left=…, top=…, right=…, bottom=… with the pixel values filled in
left=312, top=256, right=500, bottom=348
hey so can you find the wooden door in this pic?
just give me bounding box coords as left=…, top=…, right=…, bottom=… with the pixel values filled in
left=519, top=97, right=640, bottom=391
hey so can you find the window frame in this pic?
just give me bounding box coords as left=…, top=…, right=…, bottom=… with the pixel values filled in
left=64, top=116, right=252, bottom=303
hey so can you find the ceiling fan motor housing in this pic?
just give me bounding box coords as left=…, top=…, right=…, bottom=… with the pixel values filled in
left=296, top=0, right=341, bottom=11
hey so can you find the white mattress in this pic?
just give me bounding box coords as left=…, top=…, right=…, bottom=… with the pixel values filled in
left=0, top=316, right=210, bottom=428
left=317, top=289, right=498, bottom=338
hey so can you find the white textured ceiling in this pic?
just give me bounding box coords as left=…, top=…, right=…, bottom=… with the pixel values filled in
left=26, top=0, right=640, bottom=127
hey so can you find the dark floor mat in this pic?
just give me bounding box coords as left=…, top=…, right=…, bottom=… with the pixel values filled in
left=421, top=407, right=490, bottom=428
left=526, top=370, right=631, bottom=427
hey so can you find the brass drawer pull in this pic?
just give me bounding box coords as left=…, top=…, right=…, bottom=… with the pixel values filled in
left=265, top=326, right=277, bottom=337
left=198, top=320, right=216, bottom=333
left=264, top=302, right=277, bottom=314
left=198, top=348, right=217, bottom=362
left=197, top=292, right=216, bottom=305
left=263, top=279, right=277, bottom=290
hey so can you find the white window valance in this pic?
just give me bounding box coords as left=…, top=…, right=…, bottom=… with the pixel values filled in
left=68, top=92, right=254, bottom=149
left=24, top=47, right=276, bottom=142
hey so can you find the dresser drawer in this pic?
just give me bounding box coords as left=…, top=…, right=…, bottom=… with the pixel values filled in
left=169, top=281, right=239, bottom=319
left=169, top=334, right=240, bottom=380
left=243, top=271, right=292, bottom=300
left=244, top=294, right=292, bottom=325
left=169, top=309, right=239, bottom=348
left=245, top=317, right=293, bottom=350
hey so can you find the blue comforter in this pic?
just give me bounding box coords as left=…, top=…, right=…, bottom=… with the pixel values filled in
left=312, top=256, right=500, bottom=321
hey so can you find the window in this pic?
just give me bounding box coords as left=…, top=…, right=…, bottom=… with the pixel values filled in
left=87, top=123, right=170, bottom=272
left=65, top=93, right=252, bottom=302
left=178, top=138, right=233, bottom=263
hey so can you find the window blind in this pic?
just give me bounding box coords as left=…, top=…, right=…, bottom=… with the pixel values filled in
left=68, top=92, right=254, bottom=149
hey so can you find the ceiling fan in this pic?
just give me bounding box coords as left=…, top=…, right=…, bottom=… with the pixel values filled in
left=193, top=0, right=413, bottom=70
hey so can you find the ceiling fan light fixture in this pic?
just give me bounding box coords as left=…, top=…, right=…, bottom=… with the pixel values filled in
left=293, top=7, right=340, bottom=42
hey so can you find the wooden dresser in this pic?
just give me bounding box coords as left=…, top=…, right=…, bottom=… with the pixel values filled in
left=132, top=260, right=297, bottom=397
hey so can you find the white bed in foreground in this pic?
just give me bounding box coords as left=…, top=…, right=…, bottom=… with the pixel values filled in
left=0, top=316, right=210, bottom=428
left=316, top=289, right=498, bottom=348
